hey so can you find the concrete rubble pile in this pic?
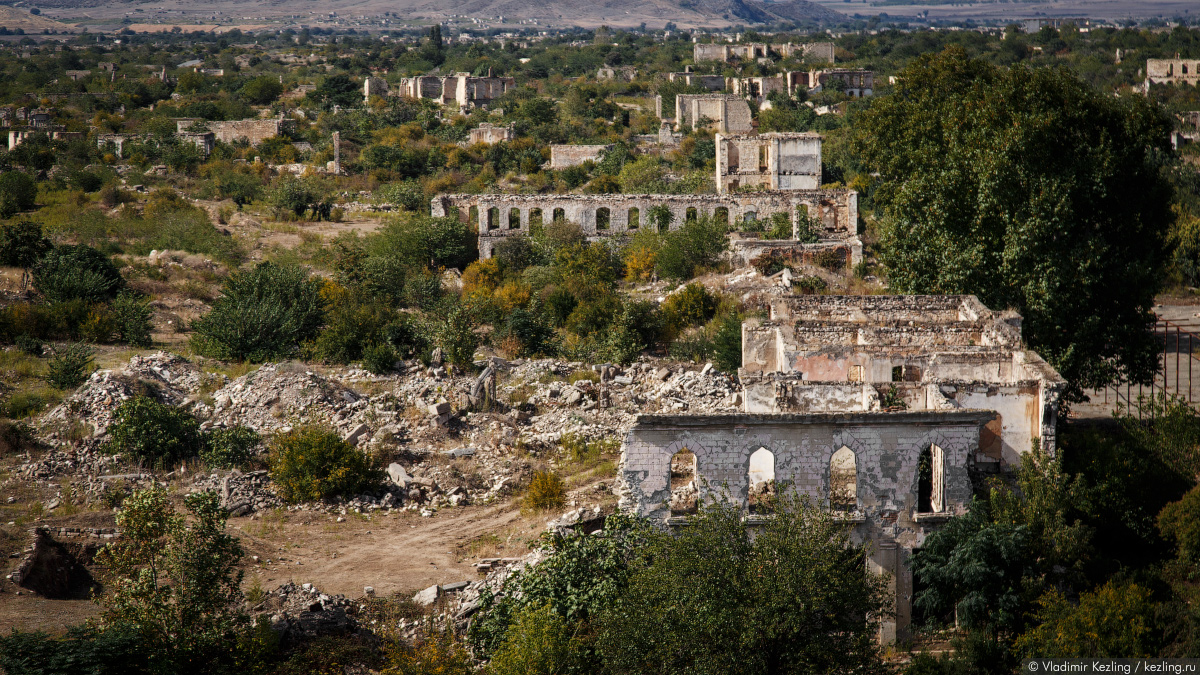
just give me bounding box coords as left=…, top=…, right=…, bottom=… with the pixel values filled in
left=261, top=581, right=361, bottom=644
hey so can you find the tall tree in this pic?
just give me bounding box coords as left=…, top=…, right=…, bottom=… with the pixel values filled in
left=855, top=47, right=1175, bottom=401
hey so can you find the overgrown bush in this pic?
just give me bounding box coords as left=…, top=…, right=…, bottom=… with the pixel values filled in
left=110, top=292, right=154, bottom=348
left=1159, top=484, right=1200, bottom=564
left=104, top=397, right=205, bottom=466
left=712, top=311, right=743, bottom=374
left=191, top=262, right=326, bottom=362
left=375, top=181, right=426, bottom=212
left=0, top=170, right=37, bottom=218
left=524, top=470, right=566, bottom=511
left=45, top=342, right=93, bottom=389
left=0, top=625, right=149, bottom=675
left=311, top=284, right=396, bottom=365
left=661, top=283, right=718, bottom=334
left=15, top=334, right=43, bottom=357
left=33, top=244, right=125, bottom=304
left=363, top=342, right=398, bottom=374
left=429, top=304, right=479, bottom=366
left=269, top=426, right=385, bottom=503
left=200, top=426, right=261, bottom=469
left=655, top=215, right=728, bottom=281
left=488, top=604, right=576, bottom=675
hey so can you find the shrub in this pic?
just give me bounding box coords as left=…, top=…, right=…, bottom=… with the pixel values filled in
left=212, top=170, right=262, bottom=207
left=500, top=308, right=555, bottom=357
left=622, top=229, right=662, bottom=282
left=3, top=391, right=55, bottom=419
left=0, top=625, right=149, bottom=675
left=712, top=312, right=743, bottom=373
left=45, top=342, right=93, bottom=389
left=524, top=471, right=566, bottom=511
left=15, top=334, right=43, bottom=357
left=104, top=397, right=205, bottom=466
left=33, top=244, right=125, bottom=304
left=98, top=184, right=134, bottom=208
left=430, top=304, right=479, bottom=366
left=375, top=181, right=426, bottom=212
left=1014, top=581, right=1153, bottom=658
left=190, top=262, right=326, bottom=362
left=655, top=215, right=728, bottom=281
left=488, top=604, right=576, bottom=675
left=311, top=284, right=396, bottom=365
left=0, top=419, right=37, bottom=455
left=370, top=215, right=476, bottom=271
left=110, top=292, right=154, bottom=348
left=269, top=426, right=385, bottom=503
left=0, top=220, right=52, bottom=288
left=792, top=274, right=828, bottom=294
left=363, top=342, right=398, bottom=374
left=241, top=75, right=284, bottom=105
left=384, top=315, right=430, bottom=360
left=201, top=426, right=261, bottom=469
left=661, top=283, right=718, bottom=333
left=1159, top=484, right=1200, bottom=564
left=0, top=170, right=37, bottom=218
left=385, top=626, right=473, bottom=675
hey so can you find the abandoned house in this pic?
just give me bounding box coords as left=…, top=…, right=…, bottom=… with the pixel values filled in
left=468, top=123, right=516, bottom=145
left=693, top=42, right=835, bottom=64
left=365, top=72, right=515, bottom=108
left=716, top=132, right=822, bottom=193
left=809, top=69, right=875, bottom=97
left=549, top=144, right=612, bottom=169
left=618, top=294, right=1064, bottom=644
left=430, top=189, right=859, bottom=261
left=672, top=94, right=753, bottom=133
left=1146, top=58, right=1200, bottom=88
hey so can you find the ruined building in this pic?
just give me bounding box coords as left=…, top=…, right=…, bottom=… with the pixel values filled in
left=618, top=294, right=1064, bottom=643
left=549, top=144, right=612, bottom=169
left=177, top=116, right=294, bottom=146
left=693, top=42, right=835, bottom=64
left=673, top=94, right=753, bottom=133
left=1146, top=58, right=1200, bottom=88
left=809, top=69, right=874, bottom=97
left=468, top=123, right=515, bottom=145
left=716, top=132, right=822, bottom=193
left=363, top=72, right=515, bottom=108
left=431, top=189, right=859, bottom=261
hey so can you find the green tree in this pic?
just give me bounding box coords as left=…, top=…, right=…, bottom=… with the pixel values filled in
left=596, top=495, right=889, bottom=675
left=712, top=311, right=743, bottom=373
left=110, top=292, right=154, bottom=348
left=0, top=170, right=37, bottom=217
left=1015, top=581, right=1154, bottom=658
left=0, top=220, right=51, bottom=289
left=240, top=75, right=284, bottom=105
left=655, top=214, right=729, bottom=280
left=854, top=47, right=1174, bottom=400
left=33, top=244, right=125, bottom=304
left=104, top=397, right=205, bottom=466
left=96, top=487, right=246, bottom=672
left=488, top=604, right=577, bottom=675
left=190, top=262, right=326, bottom=362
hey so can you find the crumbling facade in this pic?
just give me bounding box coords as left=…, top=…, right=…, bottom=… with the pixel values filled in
left=674, top=94, right=753, bottom=133
left=370, top=72, right=515, bottom=108
left=468, top=123, right=515, bottom=145
left=739, top=295, right=1065, bottom=466
left=178, top=116, right=293, bottom=146
left=716, top=132, right=822, bottom=193
left=667, top=70, right=727, bottom=91
left=728, top=73, right=809, bottom=102
left=549, top=144, right=612, bottom=169
left=809, top=69, right=874, bottom=97
left=694, top=42, right=835, bottom=63
left=431, top=190, right=858, bottom=260
left=1146, top=58, right=1200, bottom=87
left=597, top=66, right=638, bottom=81
left=618, top=294, right=1065, bottom=644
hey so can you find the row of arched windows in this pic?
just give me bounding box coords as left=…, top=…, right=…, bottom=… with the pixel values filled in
left=667, top=444, right=946, bottom=517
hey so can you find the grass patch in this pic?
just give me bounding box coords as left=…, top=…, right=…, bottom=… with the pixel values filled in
left=566, top=369, right=599, bottom=385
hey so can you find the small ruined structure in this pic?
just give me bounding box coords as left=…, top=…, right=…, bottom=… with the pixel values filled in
left=366, top=72, right=515, bottom=108
left=178, top=115, right=293, bottom=146
left=673, top=94, right=753, bottom=133
left=694, top=42, right=835, bottom=63
left=549, top=144, right=611, bottom=169
left=618, top=294, right=1064, bottom=644
left=597, top=65, right=638, bottom=81
left=728, top=73, right=809, bottom=103
left=431, top=189, right=859, bottom=261
left=716, top=132, right=822, bottom=193
left=468, top=123, right=515, bottom=145
left=666, top=70, right=726, bottom=91
left=178, top=130, right=215, bottom=156
left=1146, top=58, right=1200, bottom=88
left=809, top=69, right=874, bottom=97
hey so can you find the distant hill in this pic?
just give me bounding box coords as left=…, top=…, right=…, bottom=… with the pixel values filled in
left=412, top=0, right=848, bottom=27
left=0, top=6, right=73, bottom=31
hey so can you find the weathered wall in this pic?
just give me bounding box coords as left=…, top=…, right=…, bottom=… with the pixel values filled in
left=431, top=189, right=859, bottom=259
left=811, top=69, right=874, bottom=97
left=716, top=132, right=822, bottom=193
left=619, top=411, right=991, bottom=642
left=549, top=144, right=611, bottom=168
left=179, top=118, right=292, bottom=146
left=1146, top=59, right=1200, bottom=86
left=468, top=123, right=515, bottom=145
left=675, top=94, right=753, bottom=133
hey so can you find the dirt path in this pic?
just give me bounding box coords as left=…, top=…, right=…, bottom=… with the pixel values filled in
left=230, top=499, right=540, bottom=600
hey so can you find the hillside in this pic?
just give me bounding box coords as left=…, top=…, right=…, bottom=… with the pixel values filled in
left=0, top=6, right=73, bottom=32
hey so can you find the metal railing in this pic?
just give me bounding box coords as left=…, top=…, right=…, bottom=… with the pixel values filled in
left=1088, top=317, right=1200, bottom=417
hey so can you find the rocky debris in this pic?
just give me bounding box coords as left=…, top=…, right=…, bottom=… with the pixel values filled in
left=39, top=351, right=203, bottom=440
left=413, top=584, right=440, bottom=606
left=188, top=469, right=282, bottom=516
left=263, top=582, right=360, bottom=645
left=545, top=504, right=606, bottom=534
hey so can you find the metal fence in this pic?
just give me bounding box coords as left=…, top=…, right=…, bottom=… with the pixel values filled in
left=1087, top=317, right=1200, bottom=418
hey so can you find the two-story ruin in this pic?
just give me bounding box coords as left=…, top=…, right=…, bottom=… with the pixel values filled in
left=1146, top=58, right=1200, bottom=88
left=618, top=294, right=1065, bottom=643
left=364, top=72, right=515, bottom=108
left=716, top=132, right=822, bottom=193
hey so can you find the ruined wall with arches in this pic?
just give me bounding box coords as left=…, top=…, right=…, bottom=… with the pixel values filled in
left=430, top=190, right=858, bottom=260
left=619, top=410, right=992, bottom=643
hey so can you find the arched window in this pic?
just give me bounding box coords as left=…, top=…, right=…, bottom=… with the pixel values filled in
left=685, top=207, right=698, bottom=223
left=830, top=446, right=857, bottom=511
left=487, top=207, right=500, bottom=231
left=508, top=207, right=521, bottom=229
left=627, top=207, right=640, bottom=230
left=530, top=208, right=544, bottom=229
left=743, top=210, right=757, bottom=224
left=714, top=207, right=729, bottom=227
left=468, top=205, right=479, bottom=226
left=552, top=207, right=566, bottom=223
left=918, top=444, right=945, bottom=513
left=758, top=145, right=768, bottom=172
left=596, top=207, right=610, bottom=231
left=670, top=448, right=698, bottom=515
left=748, top=447, right=775, bottom=514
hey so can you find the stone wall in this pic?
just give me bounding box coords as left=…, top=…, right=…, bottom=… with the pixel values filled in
left=811, top=69, right=874, bottom=97
left=675, top=94, right=753, bottom=133
left=179, top=117, right=292, bottom=146
left=393, top=73, right=515, bottom=107
left=716, top=132, right=822, bottom=193
left=619, top=410, right=993, bottom=642
left=549, top=144, right=611, bottom=168
left=1146, top=59, right=1200, bottom=87
left=694, top=42, right=835, bottom=63
left=468, top=123, right=515, bottom=145
left=431, top=189, right=859, bottom=259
